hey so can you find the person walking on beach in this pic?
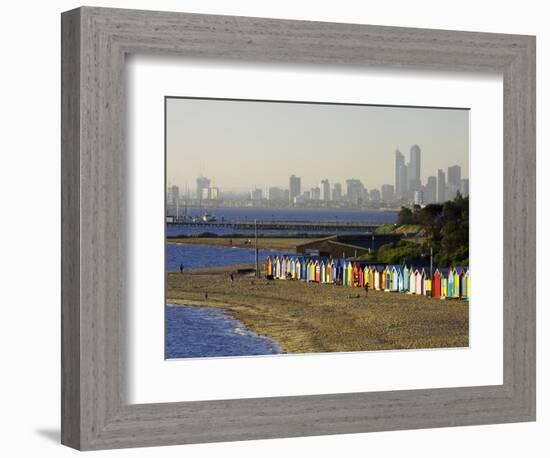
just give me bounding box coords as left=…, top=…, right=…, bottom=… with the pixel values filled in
left=204, top=292, right=208, bottom=302
left=179, top=263, right=184, bottom=274
left=229, top=272, right=234, bottom=283
left=364, top=281, right=369, bottom=297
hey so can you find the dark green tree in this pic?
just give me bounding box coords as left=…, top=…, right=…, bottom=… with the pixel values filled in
left=393, top=194, right=469, bottom=267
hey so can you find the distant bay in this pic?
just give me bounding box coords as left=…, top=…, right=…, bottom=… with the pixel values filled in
left=166, top=207, right=398, bottom=237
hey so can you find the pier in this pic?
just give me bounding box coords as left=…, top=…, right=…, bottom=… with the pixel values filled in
left=167, top=219, right=385, bottom=232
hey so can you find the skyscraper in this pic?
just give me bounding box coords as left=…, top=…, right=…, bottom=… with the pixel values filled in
left=320, top=179, right=330, bottom=201
left=332, top=183, right=342, bottom=201
left=408, top=144, right=422, bottom=192
left=460, top=178, right=469, bottom=197
left=447, top=165, right=461, bottom=187
left=250, top=188, right=263, bottom=201
left=289, top=175, right=301, bottom=204
left=268, top=187, right=285, bottom=201
left=437, top=169, right=446, bottom=203
left=394, top=149, right=405, bottom=198
left=310, top=186, right=321, bottom=201
left=398, top=163, right=408, bottom=199
left=425, top=176, right=437, bottom=204
left=167, top=184, right=179, bottom=207
left=346, top=179, right=364, bottom=203
left=201, top=186, right=219, bottom=201
left=369, top=188, right=381, bottom=201
left=208, top=187, right=219, bottom=201
left=414, top=189, right=424, bottom=205
left=381, top=184, right=395, bottom=202
left=196, top=176, right=210, bottom=201
left=447, top=165, right=461, bottom=200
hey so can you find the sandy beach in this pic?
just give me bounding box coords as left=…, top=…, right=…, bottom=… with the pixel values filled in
left=167, top=265, right=469, bottom=355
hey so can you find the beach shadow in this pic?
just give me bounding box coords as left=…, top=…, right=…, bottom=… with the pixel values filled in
left=35, top=428, right=60, bottom=443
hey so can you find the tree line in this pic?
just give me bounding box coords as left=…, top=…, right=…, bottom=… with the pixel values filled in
left=375, top=194, right=469, bottom=267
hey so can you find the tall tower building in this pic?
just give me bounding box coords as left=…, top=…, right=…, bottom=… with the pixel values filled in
left=394, top=149, right=405, bottom=198
left=408, top=144, right=422, bottom=192
left=268, top=187, right=285, bottom=201
left=437, top=169, right=446, bottom=203
left=460, top=178, right=469, bottom=197
left=381, top=184, right=395, bottom=202
left=310, top=187, right=321, bottom=201
left=398, top=164, right=408, bottom=199
left=196, top=176, right=210, bottom=202
left=447, top=165, right=461, bottom=200
left=414, top=189, right=424, bottom=206
left=332, top=183, right=342, bottom=201
left=320, top=179, right=330, bottom=201
left=167, top=184, right=180, bottom=207
left=369, top=188, right=381, bottom=201
left=425, top=176, right=437, bottom=204
left=345, top=179, right=364, bottom=203
left=289, top=175, right=301, bottom=204
left=250, top=188, right=263, bottom=201
left=447, top=165, right=461, bottom=187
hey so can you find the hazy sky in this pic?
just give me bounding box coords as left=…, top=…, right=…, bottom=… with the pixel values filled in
left=166, top=97, right=469, bottom=192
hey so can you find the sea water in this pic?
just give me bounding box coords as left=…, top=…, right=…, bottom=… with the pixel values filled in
left=165, top=305, right=282, bottom=359
left=166, top=207, right=398, bottom=237
left=166, top=243, right=290, bottom=272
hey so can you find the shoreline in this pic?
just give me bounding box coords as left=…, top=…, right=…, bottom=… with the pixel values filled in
left=167, top=236, right=318, bottom=252
left=167, top=266, right=469, bottom=355
left=166, top=303, right=284, bottom=357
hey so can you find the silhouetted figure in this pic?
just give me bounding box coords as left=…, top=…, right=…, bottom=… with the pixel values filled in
left=364, top=282, right=369, bottom=297
left=230, top=273, right=234, bottom=283
left=204, top=292, right=208, bottom=302
left=179, top=263, right=184, bottom=274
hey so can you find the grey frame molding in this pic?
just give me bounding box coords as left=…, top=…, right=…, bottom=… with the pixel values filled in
left=61, top=6, right=536, bottom=450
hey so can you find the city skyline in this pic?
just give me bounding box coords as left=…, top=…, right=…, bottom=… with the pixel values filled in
left=167, top=97, right=469, bottom=192
left=167, top=159, right=469, bottom=209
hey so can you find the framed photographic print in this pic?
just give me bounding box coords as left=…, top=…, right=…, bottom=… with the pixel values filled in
left=61, top=6, right=536, bottom=450
left=164, top=97, right=471, bottom=360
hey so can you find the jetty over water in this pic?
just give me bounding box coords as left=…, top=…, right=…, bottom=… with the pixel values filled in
left=167, top=220, right=385, bottom=232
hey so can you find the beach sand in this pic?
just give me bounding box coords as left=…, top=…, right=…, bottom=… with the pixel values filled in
left=167, top=265, right=469, bottom=355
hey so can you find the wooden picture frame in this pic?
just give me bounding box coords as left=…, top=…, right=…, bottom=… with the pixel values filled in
left=61, top=6, right=536, bottom=450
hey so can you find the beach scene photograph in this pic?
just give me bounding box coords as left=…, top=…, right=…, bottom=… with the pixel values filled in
left=165, top=97, right=470, bottom=360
